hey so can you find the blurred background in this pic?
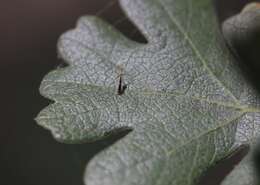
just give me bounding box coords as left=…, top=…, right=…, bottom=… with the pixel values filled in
left=0, top=0, right=258, bottom=185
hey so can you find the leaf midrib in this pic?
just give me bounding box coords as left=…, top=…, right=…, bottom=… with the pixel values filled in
left=43, top=80, right=260, bottom=113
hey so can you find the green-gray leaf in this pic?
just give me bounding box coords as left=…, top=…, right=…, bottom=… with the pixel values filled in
left=221, top=3, right=260, bottom=185
left=36, top=0, right=260, bottom=184
left=221, top=154, right=256, bottom=185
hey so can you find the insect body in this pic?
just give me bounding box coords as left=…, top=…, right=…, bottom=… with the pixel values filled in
left=116, top=65, right=127, bottom=95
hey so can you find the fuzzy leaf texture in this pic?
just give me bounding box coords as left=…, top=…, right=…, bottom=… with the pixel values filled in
left=36, top=0, right=260, bottom=184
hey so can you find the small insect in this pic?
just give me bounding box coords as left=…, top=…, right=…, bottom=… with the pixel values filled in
left=116, top=65, right=127, bottom=95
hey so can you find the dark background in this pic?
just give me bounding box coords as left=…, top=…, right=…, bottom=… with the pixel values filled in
left=0, top=0, right=258, bottom=185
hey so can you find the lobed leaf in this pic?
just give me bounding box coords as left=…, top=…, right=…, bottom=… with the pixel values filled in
left=36, top=0, right=260, bottom=184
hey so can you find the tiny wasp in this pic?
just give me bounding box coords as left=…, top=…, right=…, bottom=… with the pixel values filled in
left=116, top=65, right=127, bottom=95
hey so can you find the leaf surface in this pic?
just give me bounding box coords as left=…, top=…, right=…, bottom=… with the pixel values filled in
left=36, top=0, right=260, bottom=184
left=221, top=3, right=260, bottom=185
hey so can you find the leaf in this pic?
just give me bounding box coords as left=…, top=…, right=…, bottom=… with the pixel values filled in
left=221, top=3, right=260, bottom=185
left=222, top=2, right=260, bottom=78
left=36, top=0, right=260, bottom=184
left=221, top=154, right=256, bottom=185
